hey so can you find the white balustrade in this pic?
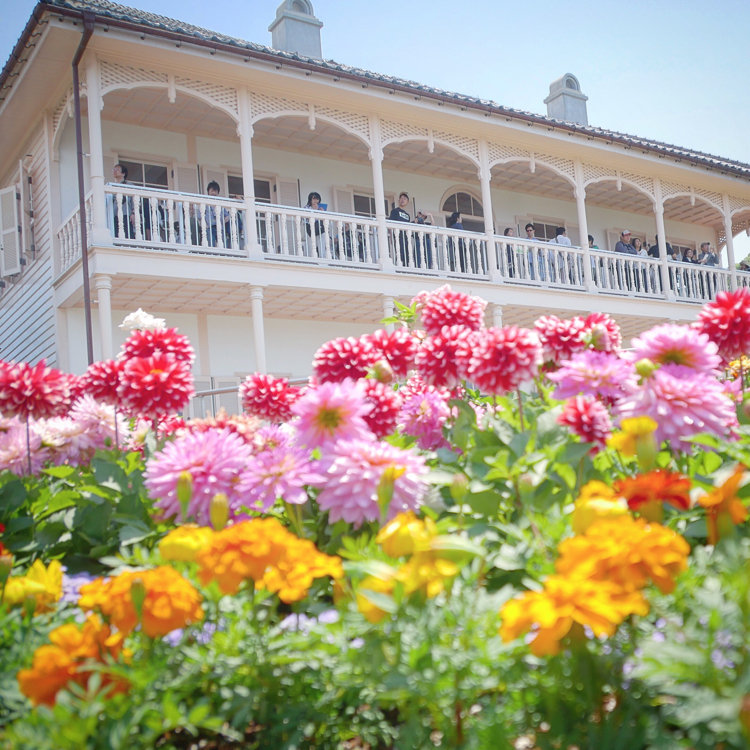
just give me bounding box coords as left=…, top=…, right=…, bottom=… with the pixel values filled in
left=55, top=193, right=92, bottom=273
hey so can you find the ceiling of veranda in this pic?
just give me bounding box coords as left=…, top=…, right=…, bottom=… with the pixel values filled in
left=101, top=87, right=723, bottom=227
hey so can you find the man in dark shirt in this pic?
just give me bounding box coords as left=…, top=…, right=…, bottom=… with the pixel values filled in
left=389, top=191, right=412, bottom=265
left=614, top=230, right=636, bottom=254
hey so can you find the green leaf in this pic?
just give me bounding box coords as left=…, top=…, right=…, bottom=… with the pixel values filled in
left=42, top=465, right=76, bottom=479
left=553, top=461, right=577, bottom=490
left=430, top=534, right=484, bottom=558
left=0, top=478, right=27, bottom=517
left=465, top=489, right=501, bottom=517
left=358, top=588, right=397, bottom=614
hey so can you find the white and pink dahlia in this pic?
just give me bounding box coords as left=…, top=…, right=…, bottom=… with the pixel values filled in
left=626, top=323, right=721, bottom=375
left=694, top=288, right=750, bottom=362
left=361, top=380, right=402, bottom=438
left=534, top=315, right=587, bottom=366
left=458, top=326, right=542, bottom=395
left=315, top=438, right=428, bottom=527
left=240, top=373, right=298, bottom=422
left=366, top=328, right=418, bottom=379
left=548, top=350, right=636, bottom=401
left=0, top=359, right=72, bottom=420
left=0, top=416, right=48, bottom=475
left=120, top=327, right=195, bottom=365
left=415, top=325, right=476, bottom=389
left=415, top=285, right=487, bottom=336
left=117, top=354, right=194, bottom=419
left=557, top=395, right=613, bottom=453
left=78, top=359, right=123, bottom=406
left=615, top=364, right=738, bottom=449
left=144, top=427, right=253, bottom=524
left=291, top=379, right=373, bottom=449
left=312, top=336, right=381, bottom=383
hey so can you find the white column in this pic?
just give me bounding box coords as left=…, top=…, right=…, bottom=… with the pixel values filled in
left=94, top=274, right=113, bottom=359
left=491, top=303, right=503, bottom=329
left=653, top=180, right=673, bottom=300
left=250, top=286, right=267, bottom=373
left=85, top=56, right=110, bottom=245
left=573, top=162, right=593, bottom=290
left=723, top=194, right=738, bottom=291
left=238, top=88, right=261, bottom=259
left=478, top=141, right=501, bottom=282
left=382, top=294, right=395, bottom=332
left=369, top=116, right=393, bottom=272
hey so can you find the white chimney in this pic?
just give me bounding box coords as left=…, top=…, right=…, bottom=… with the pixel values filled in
left=269, top=0, right=323, bottom=59
left=544, top=74, right=588, bottom=126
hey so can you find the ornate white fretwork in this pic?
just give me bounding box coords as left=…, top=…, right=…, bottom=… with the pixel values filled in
left=434, top=130, right=479, bottom=165
left=534, top=153, right=576, bottom=184
left=728, top=195, right=750, bottom=216
left=380, top=119, right=429, bottom=146
left=621, top=171, right=655, bottom=198
left=581, top=162, right=613, bottom=186
left=660, top=180, right=723, bottom=212
left=316, top=106, right=370, bottom=144
left=249, top=91, right=307, bottom=120
left=486, top=141, right=530, bottom=167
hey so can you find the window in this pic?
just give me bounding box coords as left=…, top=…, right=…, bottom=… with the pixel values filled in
left=353, top=194, right=377, bottom=218
left=227, top=174, right=244, bottom=199
left=118, top=159, right=169, bottom=189
left=254, top=178, right=272, bottom=204
left=442, top=191, right=484, bottom=232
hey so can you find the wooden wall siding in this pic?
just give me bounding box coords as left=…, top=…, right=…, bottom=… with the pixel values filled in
left=0, top=125, right=57, bottom=366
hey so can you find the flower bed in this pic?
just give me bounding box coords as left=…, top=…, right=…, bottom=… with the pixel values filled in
left=2, top=285, right=750, bottom=749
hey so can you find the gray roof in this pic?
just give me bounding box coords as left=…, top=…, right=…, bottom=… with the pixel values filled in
left=4, top=0, right=750, bottom=180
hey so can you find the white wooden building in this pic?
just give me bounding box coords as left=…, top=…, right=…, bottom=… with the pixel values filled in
left=2, top=0, right=750, bottom=407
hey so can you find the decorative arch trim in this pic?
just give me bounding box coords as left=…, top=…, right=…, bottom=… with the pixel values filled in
left=249, top=111, right=372, bottom=150
left=490, top=156, right=577, bottom=189
left=381, top=134, right=480, bottom=168
left=583, top=174, right=656, bottom=205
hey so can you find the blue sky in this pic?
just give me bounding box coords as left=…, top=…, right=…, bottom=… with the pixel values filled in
left=2, top=0, right=749, bottom=254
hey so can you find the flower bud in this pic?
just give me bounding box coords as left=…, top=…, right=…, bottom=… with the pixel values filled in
left=177, top=471, right=193, bottom=522
left=369, top=359, right=395, bottom=384
left=0, top=553, right=13, bottom=585
left=209, top=493, right=229, bottom=531
left=634, top=358, right=658, bottom=379
left=130, top=577, right=147, bottom=622
left=449, top=473, right=469, bottom=503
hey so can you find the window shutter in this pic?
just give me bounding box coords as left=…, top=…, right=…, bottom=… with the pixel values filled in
left=277, top=179, right=300, bottom=207
left=18, top=165, right=33, bottom=255
left=202, top=168, right=227, bottom=196
left=0, top=185, right=22, bottom=276
left=173, top=164, right=200, bottom=194
left=334, top=188, right=353, bottom=214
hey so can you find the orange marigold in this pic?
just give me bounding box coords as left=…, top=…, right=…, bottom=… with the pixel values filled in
left=556, top=517, right=690, bottom=594
left=79, top=566, right=204, bottom=637
left=196, top=518, right=342, bottom=602
left=17, top=615, right=126, bottom=706
left=614, top=470, right=691, bottom=522
left=697, top=466, right=749, bottom=545
left=499, top=575, right=648, bottom=656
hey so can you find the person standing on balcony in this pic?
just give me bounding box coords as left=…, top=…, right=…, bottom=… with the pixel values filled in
left=304, top=191, right=327, bottom=257
left=389, top=192, right=412, bottom=266
left=550, top=227, right=571, bottom=282
left=698, top=242, right=718, bottom=266
left=205, top=181, right=233, bottom=248
left=503, top=227, right=516, bottom=277
left=614, top=230, right=636, bottom=290
left=414, top=209, right=434, bottom=268
left=447, top=211, right=469, bottom=273
left=524, top=223, right=546, bottom=281
left=110, top=163, right=134, bottom=239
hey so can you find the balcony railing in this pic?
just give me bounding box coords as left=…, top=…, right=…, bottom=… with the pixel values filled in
left=53, top=185, right=734, bottom=304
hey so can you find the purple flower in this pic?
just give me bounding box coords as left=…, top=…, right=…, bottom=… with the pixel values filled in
left=315, top=438, right=428, bottom=527
left=397, top=390, right=451, bottom=450
left=548, top=350, right=636, bottom=401
left=60, top=571, right=97, bottom=606
left=144, top=427, right=253, bottom=524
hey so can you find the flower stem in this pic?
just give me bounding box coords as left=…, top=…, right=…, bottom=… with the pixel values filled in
left=25, top=416, right=31, bottom=476
left=516, top=388, right=525, bottom=431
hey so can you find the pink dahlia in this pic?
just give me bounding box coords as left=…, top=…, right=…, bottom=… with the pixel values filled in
left=237, top=438, right=323, bottom=512
left=415, top=325, right=476, bottom=389
left=458, top=326, right=543, bottom=395
left=548, top=350, right=636, bottom=401
left=626, top=324, right=721, bottom=375
left=361, top=380, right=402, bottom=438
left=0, top=360, right=72, bottom=420
left=120, top=327, right=195, bottom=365
left=70, top=394, right=128, bottom=449
left=694, top=288, right=750, bottom=362
left=291, top=379, right=373, bottom=449
left=117, top=354, right=194, bottom=419
left=415, top=285, right=487, bottom=336
left=240, top=373, right=299, bottom=422
left=366, top=328, right=418, bottom=379
left=188, top=410, right=261, bottom=444
left=615, top=364, right=738, bottom=449
left=312, top=336, right=381, bottom=383
left=534, top=315, right=587, bottom=366
left=315, top=438, right=428, bottom=527
left=398, top=390, right=452, bottom=451
left=558, top=395, right=613, bottom=453
left=581, top=312, right=622, bottom=352
left=0, top=416, right=48, bottom=475
left=77, top=359, right=123, bottom=406
left=144, top=427, right=253, bottom=524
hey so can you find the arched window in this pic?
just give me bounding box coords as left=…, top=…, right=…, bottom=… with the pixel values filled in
left=441, top=191, right=484, bottom=231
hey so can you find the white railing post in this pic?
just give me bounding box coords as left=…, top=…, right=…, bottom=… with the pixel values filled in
left=574, top=162, right=594, bottom=290
left=492, top=303, right=503, bottom=328
left=85, top=56, right=110, bottom=245
left=723, top=194, right=738, bottom=291
left=382, top=295, right=394, bottom=332
left=94, top=274, right=113, bottom=359
left=239, top=88, right=261, bottom=259
left=479, top=141, right=501, bottom=282
left=250, top=285, right=267, bottom=374
left=369, top=117, right=393, bottom=272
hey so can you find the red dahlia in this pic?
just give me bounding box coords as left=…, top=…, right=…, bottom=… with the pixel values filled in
left=240, top=373, right=299, bottom=422
left=361, top=379, right=402, bottom=437
left=0, top=359, right=72, bottom=419
left=458, top=326, right=542, bottom=395
left=694, top=288, right=750, bottom=362
left=117, top=354, right=194, bottom=419
left=581, top=312, right=621, bottom=352
left=534, top=315, right=587, bottom=366
left=557, top=395, right=613, bottom=453
left=312, top=336, right=381, bottom=383
left=77, top=359, right=123, bottom=406
left=120, top=327, right=195, bottom=365
left=415, top=325, right=476, bottom=389
left=415, top=285, right=487, bottom=336
left=366, top=328, right=418, bottom=378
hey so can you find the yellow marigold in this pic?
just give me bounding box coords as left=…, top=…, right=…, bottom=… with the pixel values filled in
left=159, top=525, right=214, bottom=562
left=728, top=355, right=750, bottom=380
left=3, top=560, right=62, bottom=614
left=356, top=574, right=396, bottom=624
left=697, top=466, right=748, bottom=545
left=396, top=551, right=458, bottom=598
left=196, top=518, right=342, bottom=601
left=17, top=615, right=126, bottom=706
left=376, top=511, right=437, bottom=557
left=607, top=416, right=658, bottom=456
left=499, top=575, right=648, bottom=656
left=556, top=517, right=689, bottom=594
left=79, top=566, right=203, bottom=638
left=571, top=480, right=630, bottom=534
